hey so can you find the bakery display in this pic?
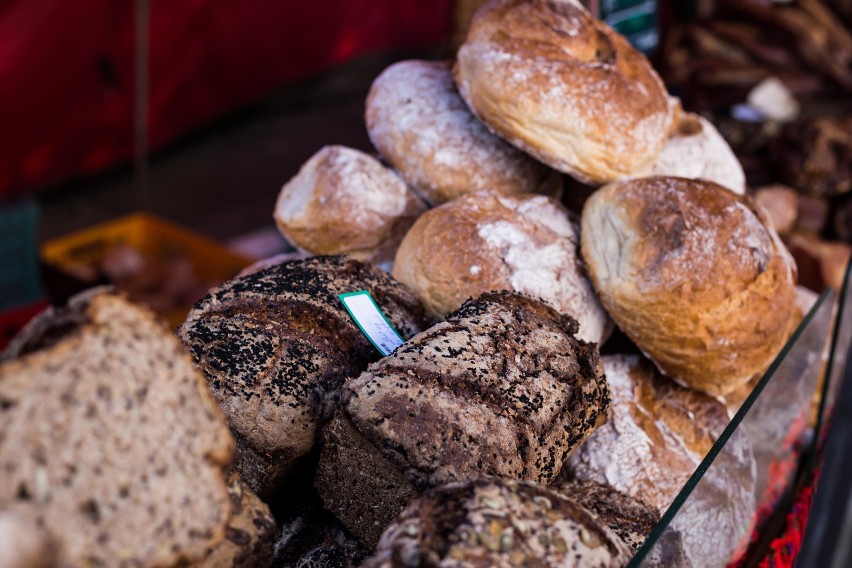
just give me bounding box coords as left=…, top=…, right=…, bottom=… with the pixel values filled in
left=454, top=0, right=674, bottom=184
left=274, top=145, right=428, bottom=263
left=0, top=288, right=235, bottom=567
left=316, top=291, right=608, bottom=546
left=566, top=354, right=756, bottom=568
left=393, top=190, right=612, bottom=344
left=366, top=59, right=561, bottom=205
left=582, top=176, right=798, bottom=396
left=647, top=111, right=746, bottom=195
left=361, top=478, right=633, bottom=568
left=178, top=255, right=431, bottom=499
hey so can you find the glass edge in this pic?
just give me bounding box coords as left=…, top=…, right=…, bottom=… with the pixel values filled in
left=627, top=287, right=836, bottom=566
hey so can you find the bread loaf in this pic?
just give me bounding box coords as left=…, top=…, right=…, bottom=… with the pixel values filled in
left=566, top=354, right=756, bottom=567
left=361, top=478, right=633, bottom=568
left=393, top=190, right=611, bottom=344
left=366, top=59, right=561, bottom=205
left=0, top=289, right=234, bottom=567
left=273, top=145, right=427, bottom=263
left=178, top=255, right=431, bottom=499
left=454, top=0, right=674, bottom=184
left=581, top=176, right=797, bottom=396
left=317, top=291, right=608, bottom=546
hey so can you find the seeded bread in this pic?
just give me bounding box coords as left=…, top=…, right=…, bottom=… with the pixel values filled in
left=0, top=289, right=234, bottom=567
left=178, top=255, right=431, bottom=499
left=200, top=474, right=277, bottom=568
left=317, top=291, right=608, bottom=546
left=361, top=478, right=632, bottom=567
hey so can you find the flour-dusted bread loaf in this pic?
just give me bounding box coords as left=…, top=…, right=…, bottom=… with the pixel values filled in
left=0, top=289, right=234, bottom=567
left=361, top=478, right=632, bottom=568
left=581, top=176, right=798, bottom=396
left=178, top=255, right=431, bottom=498
left=273, top=145, right=428, bottom=263
left=199, top=475, right=277, bottom=568
left=366, top=59, right=561, bottom=205
left=647, top=111, right=746, bottom=195
left=454, top=0, right=674, bottom=185
left=567, top=354, right=756, bottom=568
left=316, top=291, right=608, bottom=546
left=393, top=190, right=611, bottom=344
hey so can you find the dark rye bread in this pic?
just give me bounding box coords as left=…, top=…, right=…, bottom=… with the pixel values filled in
left=361, top=479, right=632, bottom=567
left=317, top=291, right=608, bottom=547
left=178, top=255, right=431, bottom=499
left=0, top=289, right=234, bottom=567
left=200, top=474, right=277, bottom=568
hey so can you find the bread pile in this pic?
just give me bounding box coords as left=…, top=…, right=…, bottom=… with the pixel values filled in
left=2, top=1, right=815, bottom=566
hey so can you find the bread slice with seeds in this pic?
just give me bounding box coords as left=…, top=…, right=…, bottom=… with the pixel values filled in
left=0, top=288, right=234, bottom=567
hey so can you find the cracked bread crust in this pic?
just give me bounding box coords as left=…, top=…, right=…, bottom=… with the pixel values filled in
left=0, top=290, right=234, bottom=567
left=178, top=255, right=431, bottom=498
left=344, top=291, right=608, bottom=490
left=362, top=478, right=632, bottom=568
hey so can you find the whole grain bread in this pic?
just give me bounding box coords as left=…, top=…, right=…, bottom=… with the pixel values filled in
left=317, top=291, right=608, bottom=546
left=361, top=478, right=633, bottom=567
left=178, top=255, right=431, bottom=499
left=0, top=289, right=234, bottom=567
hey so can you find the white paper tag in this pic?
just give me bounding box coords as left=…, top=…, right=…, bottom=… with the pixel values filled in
left=339, top=290, right=404, bottom=356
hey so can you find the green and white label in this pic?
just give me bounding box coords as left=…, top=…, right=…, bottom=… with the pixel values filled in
left=339, top=290, right=404, bottom=356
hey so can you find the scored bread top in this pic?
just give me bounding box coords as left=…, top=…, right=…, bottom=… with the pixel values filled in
left=0, top=289, right=234, bottom=567
left=343, top=291, right=608, bottom=489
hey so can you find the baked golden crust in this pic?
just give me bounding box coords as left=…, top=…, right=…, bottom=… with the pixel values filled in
left=581, top=176, right=797, bottom=396
left=454, top=0, right=673, bottom=185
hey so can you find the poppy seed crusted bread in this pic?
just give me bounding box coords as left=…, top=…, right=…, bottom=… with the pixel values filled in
left=0, top=289, right=234, bottom=567
left=317, top=291, right=608, bottom=546
left=178, top=255, right=431, bottom=498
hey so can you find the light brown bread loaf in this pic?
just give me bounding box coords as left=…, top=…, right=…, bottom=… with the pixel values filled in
left=454, top=0, right=674, bottom=184
left=361, top=478, right=633, bottom=568
left=393, top=190, right=612, bottom=344
left=0, top=289, right=234, bottom=568
left=316, top=291, right=608, bottom=547
left=178, top=255, right=431, bottom=499
left=581, top=176, right=798, bottom=396
left=273, top=145, right=427, bottom=263
left=366, top=59, right=561, bottom=205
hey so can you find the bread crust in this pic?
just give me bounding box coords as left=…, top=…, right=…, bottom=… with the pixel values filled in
left=366, top=59, right=560, bottom=205
left=392, top=190, right=612, bottom=344
left=581, top=176, right=797, bottom=396
left=454, top=0, right=673, bottom=184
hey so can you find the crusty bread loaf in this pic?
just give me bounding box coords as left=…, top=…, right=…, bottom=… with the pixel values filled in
left=581, top=176, right=797, bottom=396
left=273, top=145, right=428, bottom=263
left=567, top=354, right=756, bottom=568
left=454, top=0, right=674, bottom=184
left=199, top=474, right=277, bottom=568
left=0, top=289, right=234, bottom=567
left=392, top=190, right=612, bottom=344
left=647, top=111, right=746, bottom=194
left=366, top=59, right=561, bottom=205
left=361, top=478, right=632, bottom=568
left=178, top=255, right=431, bottom=498
left=317, top=291, right=608, bottom=546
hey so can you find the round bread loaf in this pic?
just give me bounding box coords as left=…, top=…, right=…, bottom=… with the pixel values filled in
left=361, top=478, right=632, bottom=568
left=366, top=59, right=561, bottom=205
left=393, top=190, right=611, bottom=344
left=178, top=255, right=431, bottom=499
left=566, top=354, right=756, bottom=568
left=647, top=111, right=746, bottom=194
left=454, top=0, right=674, bottom=185
left=273, top=145, right=428, bottom=263
left=581, top=176, right=797, bottom=396
left=316, top=291, right=608, bottom=547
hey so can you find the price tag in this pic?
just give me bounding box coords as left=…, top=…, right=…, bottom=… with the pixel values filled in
left=339, top=290, right=404, bottom=356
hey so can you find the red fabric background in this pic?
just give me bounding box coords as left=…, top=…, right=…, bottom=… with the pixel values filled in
left=0, top=0, right=452, bottom=198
